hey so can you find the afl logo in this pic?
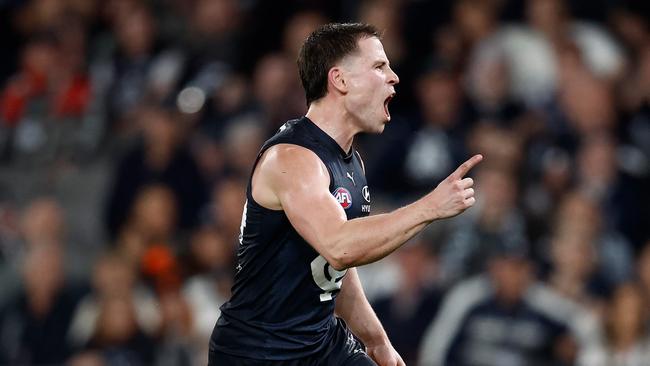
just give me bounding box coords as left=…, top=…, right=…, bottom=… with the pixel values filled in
left=333, top=187, right=352, bottom=210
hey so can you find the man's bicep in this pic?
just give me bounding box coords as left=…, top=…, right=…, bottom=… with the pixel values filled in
left=266, top=145, right=348, bottom=257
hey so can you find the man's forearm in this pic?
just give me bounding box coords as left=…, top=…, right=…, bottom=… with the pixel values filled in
left=328, top=198, right=433, bottom=270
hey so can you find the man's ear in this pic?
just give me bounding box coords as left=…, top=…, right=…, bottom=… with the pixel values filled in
left=328, top=66, right=347, bottom=95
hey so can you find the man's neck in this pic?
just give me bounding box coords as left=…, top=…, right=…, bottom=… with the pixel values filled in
left=305, top=100, right=358, bottom=153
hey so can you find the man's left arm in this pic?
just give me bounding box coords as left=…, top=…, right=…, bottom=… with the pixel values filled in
left=335, top=268, right=405, bottom=366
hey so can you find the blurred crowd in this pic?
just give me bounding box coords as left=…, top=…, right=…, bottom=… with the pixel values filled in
left=0, top=0, right=649, bottom=365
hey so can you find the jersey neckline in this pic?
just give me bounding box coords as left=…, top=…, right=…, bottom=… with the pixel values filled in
left=301, top=117, right=354, bottom=162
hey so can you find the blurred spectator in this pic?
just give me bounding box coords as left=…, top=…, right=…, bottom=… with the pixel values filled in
left=579, top=282, right=650, bottom=366
left=221, top=116, right=267, bottom=177
left=117, top=185, right=184, bottom=294
left=546, top=207, right=605, bottom=313
left=251, top=52, right=305, bottom=130
left=465, top=53, right=527, bottom=127
left=182, top=0, right=242, bottom=69
left=522, top=146, right=573, bottom=243
left=282, top=11, right=328, bottom=60
left=67, top=253, right=161, bottom=350
left=105, top=104, right=206, bottom=238
left=419, top=240, right=581, bottom=366
left=440, top=166, right=528, bottom=282
left=83, top=294, right=156, bottom=365
left=484, top=0, right=625, bottom=106
left=636, top=240, right=650, bottom=315
left=544, top=192, right=632, bottom=311
left=181, top=228, right=233, bottom=365
left=0, top=198, right=69, bottom=304
left=67, top=350, right=106, bottom=366
left=0, top=196, right=21, bottom=302
left=208, top=176, right=247, bottom=243
left=618, top=44, right=650, bottom=150
left=167, top=0, right=243, bottom=119
left=555, top=44, right=617, bottom=139
left=183, top=227, right=234, bottom=278
left=358, top=0, right=406, bottom=67
left=0, top=22, right=94, bottom=164
left=97, top=1, right=173, bottom=132
left=575, top=134, right=644, bottom=248
left=372, top=234, right=443, bottom=365
left=155, top=291, right=193, bottom=366
left=0, top=243, right=84, bottom=364
left=453, top=0, right=499, bottom=48
left=609, top=2, right=649, bottom=56
left=466, top=124, right=524, bottom=173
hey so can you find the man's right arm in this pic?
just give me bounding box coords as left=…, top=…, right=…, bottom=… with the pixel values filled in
left=252, top=144, right=482, bottom=271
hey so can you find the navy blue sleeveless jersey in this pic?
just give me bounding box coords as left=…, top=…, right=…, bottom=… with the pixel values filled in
left=210, top=117, right=371, bottom=360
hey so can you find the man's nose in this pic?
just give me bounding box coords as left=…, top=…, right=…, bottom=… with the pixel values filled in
left=388, top=67, right=399, bottom=85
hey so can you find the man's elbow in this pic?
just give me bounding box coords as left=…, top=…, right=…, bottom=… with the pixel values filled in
left=328, top=257, right=350, bottom=271
left=326, top=243, right=358, bottom=271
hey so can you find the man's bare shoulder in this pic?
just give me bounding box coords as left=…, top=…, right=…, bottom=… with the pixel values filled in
left=257, top=144, right=329, bottom=183
left=252, top=144, right=330, bottom=209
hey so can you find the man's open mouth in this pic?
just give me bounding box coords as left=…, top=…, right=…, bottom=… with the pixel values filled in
left=384, top=93, right=395, bottom=120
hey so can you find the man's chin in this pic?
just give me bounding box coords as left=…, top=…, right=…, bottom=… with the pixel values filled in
left=359, top=117, right=388, bottom=134
left=373, top=123, right=387, bottom=134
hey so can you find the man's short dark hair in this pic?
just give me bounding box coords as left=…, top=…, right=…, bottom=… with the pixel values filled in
left=297, top=23, right=380, bottom=106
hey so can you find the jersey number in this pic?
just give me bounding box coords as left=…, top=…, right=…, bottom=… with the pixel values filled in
left=310, top=255, right=347, bottom=302
left=235, top=201, right=248, bottom=272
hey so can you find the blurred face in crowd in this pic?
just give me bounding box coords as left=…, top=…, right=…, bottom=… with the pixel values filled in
left=434, top=26, right=464, bottom=66
left=21, top=39, right=57, bottom=78
left=283, top=12, right=327, bottom=58
left=114, top=4, right=154, bottom=57
left=541, top=148, right=572, bottom=196
left=193, top=0, right=239, bottom=37
left=610, top=10, right=648, bottom=51
left=576, top=135, right=618, bottom=194
left=93, top=255, right=136, bottom=297
left=468, top=56, right=510, bottom=108
left=475, top=168, right=517, bottom=226
left=95, top=295, right=138, bottom=345
left=23, top=244, right=64, bottom=311
left=558, top=46, right=616, bottom=134
left=52, top=16, right=87, bottom=78
left=190, top=229, right=231, bottom=272
left=551, top=229, right=597, bottom=281
left=468, top=125, right=523, bottom=171
left=526, top=0, right=567, bottom=36
left=132, top=185, right=177, bottom=241
left=224, top=119, right=265, bottom=175
left=454, top=0, right=496, bottom=44
left=339, top=36, right=399, bottom=133
left=396, top=239, right=437, bottom=290
left=607, top=283, right=647, bottom=346
left=254, top=54, right=294, bottom=108
left=552, top=195, right=600, bottom=280
left=358, top=0, right=404, bottom=63
left=489, top=256, right=532, bottom=305
left=67, top=352, right=105, bottom=366
left=21, top=198, right=65, bottom=246
left=416, top=69, right=460, bottom=128
left=140, top=107, right=182, bottom=166
left=555, top=193, right=601, bottom=238
left=212, top=178, right=246, bottom=237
